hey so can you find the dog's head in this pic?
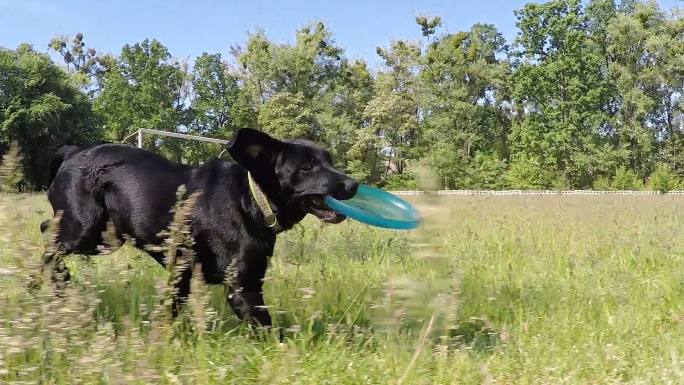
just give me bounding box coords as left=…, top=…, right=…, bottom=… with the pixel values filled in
left=227, top=128, right=358, bottom=225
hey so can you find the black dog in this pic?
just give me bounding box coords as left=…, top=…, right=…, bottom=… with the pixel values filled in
left=40, top=128, right=358, bottom=327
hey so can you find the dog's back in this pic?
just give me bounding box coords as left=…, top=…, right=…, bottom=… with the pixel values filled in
left=47, top=145, right=82, bottom=187
left=47, top=141, right=113, bottom=188
left=45, top=144, right=194, bottom=249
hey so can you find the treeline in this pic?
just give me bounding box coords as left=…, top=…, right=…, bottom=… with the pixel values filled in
left=2, top=0, right=684, bottom=190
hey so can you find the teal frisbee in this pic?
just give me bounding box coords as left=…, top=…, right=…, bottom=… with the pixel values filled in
left=324, top=184, right=421, bottom=230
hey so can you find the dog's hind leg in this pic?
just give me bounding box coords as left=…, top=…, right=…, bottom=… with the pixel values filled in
left=144, top=249, right=195, bottom=318
left=32, top=249, right=71, bottom=293
left=29, top=241, right=72, bottom=293
left=31, top=202, right=106, bottom=291
left=30, top=215, right=70, bottom=291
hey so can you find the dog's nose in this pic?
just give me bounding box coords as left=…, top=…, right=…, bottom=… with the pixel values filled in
left=336, top=179, right=359, bottom=200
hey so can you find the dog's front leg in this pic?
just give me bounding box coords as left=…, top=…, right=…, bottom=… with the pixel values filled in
left=171, top=262, right=193, bottom=318
left=226, top=279, right=272, bottom=327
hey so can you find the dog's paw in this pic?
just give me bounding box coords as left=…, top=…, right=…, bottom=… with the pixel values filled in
left=27, top=272, right=44, bottom=293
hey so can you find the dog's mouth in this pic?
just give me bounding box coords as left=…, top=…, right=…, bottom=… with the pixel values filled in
left=302, top=196, right=346, bottom=224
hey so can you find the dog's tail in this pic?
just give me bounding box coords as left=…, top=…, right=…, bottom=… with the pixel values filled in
left=47, top=145, right=81, bottom=187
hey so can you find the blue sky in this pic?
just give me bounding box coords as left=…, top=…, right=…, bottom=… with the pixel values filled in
left=1, top=0, right=682, bottom=68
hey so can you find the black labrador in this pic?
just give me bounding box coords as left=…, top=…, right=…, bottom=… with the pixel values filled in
left=39, top=128, right=358, bottom=327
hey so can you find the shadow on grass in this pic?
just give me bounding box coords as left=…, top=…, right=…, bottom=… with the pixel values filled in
left=448, top=317, right=500, bottom=352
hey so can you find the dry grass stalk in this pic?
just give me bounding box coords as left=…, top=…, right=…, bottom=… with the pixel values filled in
left=188, top=263, right=216, bottom=335
left=0, top=141, right=23, bottom=193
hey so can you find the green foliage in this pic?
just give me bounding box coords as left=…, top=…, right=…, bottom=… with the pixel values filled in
left=365, top=40, right=422, bottom=176
left=257, top=92, right=316, bottom=140
left=183, top=53, right=245, bottom=164
left=426, top=141, right=467, bottom=189
left=48, top=33, right=102, bottom=90
left=604, top=2, right=666, bottom=177
left=383, top=172, right=418, bottom=190
left=415, top=15, right=442, bottom=40
left=5, top=2, right=684, bottom=189
left=611, top=167, right=644, bottom=190
left=593, top=175, right=612, bottom=190
left=647, top=164, right=680, bottom=192
left=427, top=144, right=509, bottom=189
left=506, top=154, right=558, bottom=189
left=510, top=0, right=613, bottom=187
left=0, top=45, right=99, bottom=188
left=49, top=33, right=97, bottom=73
left=94, top=39, right=187, bottom=161
left=189, top=53, right=241, bottom=137
left=420, top=22, right=510, bottom=189
left=234, top=24, right=387, bottom=183
left=468, top=153, right=509, bottom=189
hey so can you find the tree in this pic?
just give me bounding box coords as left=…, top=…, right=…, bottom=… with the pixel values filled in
left=184, top=53, right=249, bottom=163
left=257, top=91, right=316, bottom=139
left=365, top=40, right=422, bottom=182
left=236, top=23, right=343, bottom=107
left=8, top=7, right=684, bottom=190
left=648, top=163, right=680, bottom=192
left=48, top=33, right=102, bottom=91
left=509, top=0, right=613, bottom=188
left=643, top=5, right=684, bottom=178
left=234, top=22, right=380, bottom=181
left=94, top=39, right=188, bottom=161
left=48, top=33, right=98, bottom=73
left=319, top=59, right=379, bottom=182
left=420, top=24, right=510, bottom=188
left=0, top=44, right=99, bottom=188
left=190, top=53, right=241, bottom=137
left=415, top=15, right=442, bottom=42
left=603, top=3, right=666, bottom=178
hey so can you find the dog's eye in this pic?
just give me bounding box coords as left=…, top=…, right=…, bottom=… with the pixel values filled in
left=300, top=162, right=313, bottom=172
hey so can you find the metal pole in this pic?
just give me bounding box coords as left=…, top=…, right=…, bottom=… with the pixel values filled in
left=139, top=128, right=229, bottom=145
left=137, top=129, right=143, bottom=148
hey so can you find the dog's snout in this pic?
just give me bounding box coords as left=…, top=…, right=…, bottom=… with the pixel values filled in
left=344, top=179, right=359, bottom=195
left=335, top=179, right=359, bottom=200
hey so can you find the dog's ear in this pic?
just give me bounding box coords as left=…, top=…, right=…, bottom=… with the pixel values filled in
left=227, top=128, right=283, bottom=171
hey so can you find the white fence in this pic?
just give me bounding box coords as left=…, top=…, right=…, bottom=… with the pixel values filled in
left=391, top=190, right=684, bottom=196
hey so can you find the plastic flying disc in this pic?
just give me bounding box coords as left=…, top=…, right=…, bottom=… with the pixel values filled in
left=324, top=184, right=421, bottom=230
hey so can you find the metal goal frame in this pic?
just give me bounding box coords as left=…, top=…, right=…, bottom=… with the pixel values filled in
left=127, top=128, right=229, bottom=148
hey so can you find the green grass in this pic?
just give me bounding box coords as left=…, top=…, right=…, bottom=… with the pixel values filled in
left=4, top=193, right=684, bottom=384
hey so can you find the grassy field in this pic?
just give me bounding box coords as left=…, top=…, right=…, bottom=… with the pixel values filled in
left=4, top=193, right=684, bottom=384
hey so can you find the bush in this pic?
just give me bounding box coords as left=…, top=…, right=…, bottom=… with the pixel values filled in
left=425, top=143, right=467, bottom=189
left=466, top=153, right=509, bottom=189
left=592, top=175, right=612, bottom=191
left=383, top=172, right=418, bottom=190
left=647, top=164, right=680, bottom=192
left=611, top=167, right=643, bottom=190
left=506, top=154, right=557, bottom=190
